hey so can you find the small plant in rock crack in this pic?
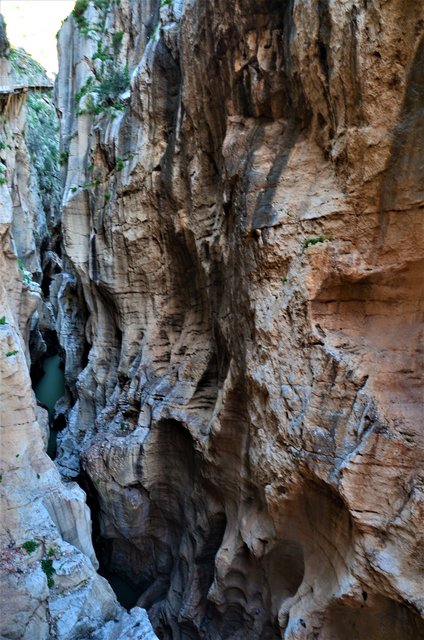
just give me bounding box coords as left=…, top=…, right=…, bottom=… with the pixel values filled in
left=120, top=421, right=129, bottom=430
left=302, top=234, right=332, bottom=250
left=72, top=0, right=89, bottom=30
left=6, top=350, right=18, bottom=357
left=47, top=546, right=62, bottom=559
left=93, top=41, right=112, bottom=63
left=17, top=258, right=33, bottom=285
left=59, top=150, right=69, bottom=166
left=21, top=540, right=39, bottom=554
left=0, top=316, right=7, bottom=325
left=112, top=30, right=124, bottom=54
left=0, top=162, right=7, bottom=185
left=148, top=22, right=160, bottom=41
left=41, top=558, right=55, bottom=588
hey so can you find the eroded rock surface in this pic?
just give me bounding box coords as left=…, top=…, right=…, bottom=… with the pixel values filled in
left=0, top=29, right=157, bottom=640
left=56, top=0, right=424, bottom=637
left=58, top=0, right=424, bottom=640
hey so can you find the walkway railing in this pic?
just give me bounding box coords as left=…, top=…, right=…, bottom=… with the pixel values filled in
left=0, top=74, right=53, bottom=94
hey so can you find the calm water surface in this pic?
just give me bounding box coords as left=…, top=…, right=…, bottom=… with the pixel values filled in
left=34, top=354, right=65, bottom=457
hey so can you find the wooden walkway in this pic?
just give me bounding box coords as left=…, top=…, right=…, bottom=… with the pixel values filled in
left=0, top=74, right=53, bottom=94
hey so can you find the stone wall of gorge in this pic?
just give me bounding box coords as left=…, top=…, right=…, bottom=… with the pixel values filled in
left=55, top=1, right=424, bottom=639
left=0, top=18, right=157, bottom=639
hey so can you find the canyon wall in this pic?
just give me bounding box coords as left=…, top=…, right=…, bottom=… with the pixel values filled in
left=1, top=0, right=422, bottom=638
left=0, top=22, right=157, bottom=640
left=54, top=0, right=424, bottom=638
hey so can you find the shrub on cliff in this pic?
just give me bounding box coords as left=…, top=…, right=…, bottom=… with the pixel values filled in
left=73, top=0, right=89, bottom=19
left=77, top=66, right=129, bottom=116
left=26, top=93, right=61, bottom=219
left=97, top=66, right=129, bottom=102
left=72, top=0, right=90, bottom=30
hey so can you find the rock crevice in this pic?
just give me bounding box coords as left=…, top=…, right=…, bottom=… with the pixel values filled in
left=1, top=0, right=423, bottom=638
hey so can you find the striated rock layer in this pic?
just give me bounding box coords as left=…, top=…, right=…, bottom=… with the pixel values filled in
left=55, top=0, right=423, bottom=639
left=0, top=26, right=157, bottom=640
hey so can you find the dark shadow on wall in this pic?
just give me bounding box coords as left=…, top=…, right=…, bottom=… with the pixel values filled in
left=380, top=35, right=424, bottom=213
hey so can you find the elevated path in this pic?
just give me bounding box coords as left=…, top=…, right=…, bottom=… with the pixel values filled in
left=0, top=73, right=53, bottom=94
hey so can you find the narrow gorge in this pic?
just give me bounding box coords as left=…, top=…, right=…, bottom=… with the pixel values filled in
left=0, top=1, right=423, bottom=639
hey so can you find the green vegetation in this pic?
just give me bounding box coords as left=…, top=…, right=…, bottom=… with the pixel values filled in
left=26, top=92, right=61, bottom=218
left=73, top=0, right=112, bottom=35
left=160, top=0, right=172, bottom=6
left=72, top=0, right=89, bottom=18
left=75, top=77, right=95, bottom=104
left=112, top=30, right=124, bottom=54
left=98, top=66, right=129, bottom=100
left=104, top=191, right=111, bottom=202
left=59, top=151, right=69, bottom=166
left=302, top=235, right=331, bottom=250
left=93, top=41, right=112, bottom=63
left=72, top=0, right=89, bottom=29
left=0, top=163, right=7, bottom=185
left=17, top=258, right=33, bottom=285
left=116, top=157, right=124, bottom=171
left=71, top=0, right=130, bottom=116
left=41, top=558, right=55, bottom=588
left=76, top=67, right=129, bottom=116
left=9, top=47, right=46, bottom=82
left=148, top=22, right=160, bottom=41
left=94, top=0, right=110, bottom=9
left=70, top=178, right=102, bottom=194
left=21, top=540, right=39, bottom=554
left=0, top=316, right=6, bottom=325
left=6, top=350, right=18, bottom=357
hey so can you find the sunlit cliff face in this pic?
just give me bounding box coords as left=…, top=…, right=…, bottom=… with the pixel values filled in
left=1, top=1, right=423, bottom=639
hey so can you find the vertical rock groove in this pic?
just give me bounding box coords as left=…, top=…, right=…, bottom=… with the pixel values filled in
left=54, top=0, right=424, bottom=637
left=1, top=0, right=423, bottom=638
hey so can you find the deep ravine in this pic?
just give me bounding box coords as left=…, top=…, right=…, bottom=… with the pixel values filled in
left=1, top=1, right=424, bottom=640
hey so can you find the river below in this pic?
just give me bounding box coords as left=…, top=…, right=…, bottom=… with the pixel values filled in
left=34, top=354, right=65, bottom=458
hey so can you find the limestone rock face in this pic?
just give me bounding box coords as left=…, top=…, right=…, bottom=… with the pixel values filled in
left=56, top=0, right=423, bottom=639
left=0, top=45, right=157, bottom=640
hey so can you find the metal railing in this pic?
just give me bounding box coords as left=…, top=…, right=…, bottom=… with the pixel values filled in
left=0, top=74, right=53, bottom=94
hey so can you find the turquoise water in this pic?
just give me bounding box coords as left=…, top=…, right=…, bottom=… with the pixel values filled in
left=34, top=354, right=65, bottom=458
left=34, top=354, right=65, bottom=417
